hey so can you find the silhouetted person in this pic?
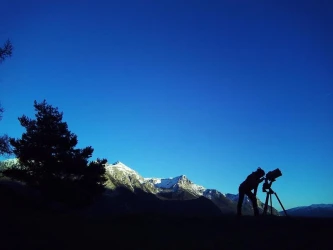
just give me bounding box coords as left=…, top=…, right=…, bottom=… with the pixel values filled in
left=237, top=167, right=265, bottom=216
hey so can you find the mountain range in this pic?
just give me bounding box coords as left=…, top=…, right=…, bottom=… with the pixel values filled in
left=0, top=159, right=279, bottom=216
left=281, top=204, right=333, bottom=218
left=95, top=161, right=279, bottom=216
left=5, top=159, right=331, bottom=217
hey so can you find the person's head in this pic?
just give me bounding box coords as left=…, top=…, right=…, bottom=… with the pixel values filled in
left=255, top=167, right=265, bottom=178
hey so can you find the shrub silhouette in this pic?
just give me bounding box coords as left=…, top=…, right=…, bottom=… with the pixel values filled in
left=2, top=100, right=107, bottom=207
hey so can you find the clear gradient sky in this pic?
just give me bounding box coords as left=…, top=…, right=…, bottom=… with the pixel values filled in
left=0, top=0, right=332, bottom=209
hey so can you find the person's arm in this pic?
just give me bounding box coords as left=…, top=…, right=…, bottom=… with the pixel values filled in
left=254, top=177, right=265, bottom=196
left=253, top=185, right=258, bottom=197
left=259, top=177, right=265, bottom=183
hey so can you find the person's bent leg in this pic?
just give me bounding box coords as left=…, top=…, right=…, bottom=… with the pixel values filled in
left=247, top=191, right=259, bottom=216
left=237, top=188, right=245, bottom=216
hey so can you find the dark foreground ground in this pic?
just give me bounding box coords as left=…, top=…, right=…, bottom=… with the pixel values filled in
left=1, top=182, right=332, bottom=250
left=1, top=209, right=332, bottom=250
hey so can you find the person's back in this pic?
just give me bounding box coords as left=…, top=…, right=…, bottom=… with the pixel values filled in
left=240, top=172, right=263, bottom=191
left=237, top=167, right=265, bottom=216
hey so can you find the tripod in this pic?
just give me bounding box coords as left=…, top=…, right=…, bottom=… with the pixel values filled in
left=262, top=180, right=288, bottom=216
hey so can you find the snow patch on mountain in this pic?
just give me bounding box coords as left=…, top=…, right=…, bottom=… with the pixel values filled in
left=0, top=158, right=19, bottom=171
left=203, top=189, right=226, bottom=199
left=2, top=158, right=19, bottom=164
left=226, top=193, right=265, bottom=209
left=144, top=177, right=180, bottom=189
left=105, top=161, right=145, bottom=183
left=226, top=193, right=247, bottom=203
left=106, top=161, right=138, bottom=174
left=144, top=175, right=206, bottom=196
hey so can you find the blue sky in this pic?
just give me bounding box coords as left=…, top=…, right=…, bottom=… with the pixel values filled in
left=0, top=0, right=332, bottom=209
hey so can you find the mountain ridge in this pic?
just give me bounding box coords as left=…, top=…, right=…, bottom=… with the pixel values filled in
left=105, top=161, right=279, bottom=215
left=281, top=204, right=333, bottom=217
left=0, top=159, right=279, bottom=216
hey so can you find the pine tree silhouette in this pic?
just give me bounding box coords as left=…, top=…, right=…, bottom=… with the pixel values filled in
left=3, top=100, right=107, bottom=207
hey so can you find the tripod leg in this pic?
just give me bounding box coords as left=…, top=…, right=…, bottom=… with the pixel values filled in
left=274, top=192, right=288, bottom=216
left=263, top=192, right=269, bottom=215
left=270, top=193, right=273, bottom=215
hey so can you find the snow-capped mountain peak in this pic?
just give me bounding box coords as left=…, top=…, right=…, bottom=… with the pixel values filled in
left=105, top=161, right=140, bottom=177
left=144, top=175, right=206, bottom=196
left=104, top=161, right=149, bottom=189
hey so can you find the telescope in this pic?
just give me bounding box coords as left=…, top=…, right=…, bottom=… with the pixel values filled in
left=265, top=168, right=282, bottom=182
left=262, top=168, right=288, bottom=216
